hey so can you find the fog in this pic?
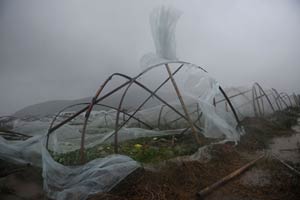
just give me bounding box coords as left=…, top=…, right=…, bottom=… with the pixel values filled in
left=0, top=0, right=300, bottom=115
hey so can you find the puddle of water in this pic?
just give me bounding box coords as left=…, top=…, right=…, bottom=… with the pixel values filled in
left=269, top=119, right=300, bottom=163
left=240, top=168, right=271, bottom=187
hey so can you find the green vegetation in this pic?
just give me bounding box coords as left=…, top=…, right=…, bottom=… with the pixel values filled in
left=51, top=133, right=212, bottom=166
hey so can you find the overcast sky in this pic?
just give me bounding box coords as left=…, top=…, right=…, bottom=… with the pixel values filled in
left=0, top=0, right=300, bottom=115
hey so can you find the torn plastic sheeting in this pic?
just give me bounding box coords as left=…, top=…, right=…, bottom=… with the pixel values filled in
left=179, top=67, right=240, bottom=141
left=140, top=5, right=183, bottom=70
left=198, top=100, right=240, bottom=142
left=0, top=134, right=43, bottom=166
left=0, top=134, right=140, bottom=200
left=42, top=146, right=139, bottom=200
left=12, top=120, right=50, bottom=136
left=138, top=61, right=241, bottom=141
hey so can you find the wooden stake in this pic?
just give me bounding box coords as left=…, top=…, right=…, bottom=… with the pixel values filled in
left=165, top=64, right=202, bottom=145
left=197, top=154, right=264, bottom=198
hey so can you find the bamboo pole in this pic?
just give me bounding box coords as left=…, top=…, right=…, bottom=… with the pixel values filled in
left=197, top=154, right=264, bottom=198
left=165, top=64, right=202, bottom=145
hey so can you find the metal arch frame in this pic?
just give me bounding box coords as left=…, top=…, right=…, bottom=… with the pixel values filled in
left=215, top=89, right=252, bottom=105
left=258, top=87, right=265, bottom=115
left=272, top=88, right=289, bottom=109
left=218, top=86, right=241, bottom=124
left=111, top=62, right=241, bottom=154
left=45, top=102, right=153, bottom=149
left=112, top=64, right=187, bottom=154
left=162, top=102, right=203, bottom=128
left=293, top=93, right=300, bottom=107
left=252, top=84, right=262, bottom=117
left=279, top=92, right=293, bottom=107
left=47, top=70, right=200, bottom=162
left=265, top=89, right=282, bottom=111
left=292, top=93, right=298, bottom=107
left=215, top=86, right=279, bottom=117
left=289, top=94, right=297, bottom=107
left=214, top=88, right=252, bottom=119
left=47, top=60, right=242, bottom=163
left=111, top=63, right=210, bottom=154
left=252, top=83, right=275, bottom=117
left=79, top=66, right=205, bottom=161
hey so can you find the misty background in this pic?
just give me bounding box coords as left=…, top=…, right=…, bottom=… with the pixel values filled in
left=0, top=0, right=300, bottom=116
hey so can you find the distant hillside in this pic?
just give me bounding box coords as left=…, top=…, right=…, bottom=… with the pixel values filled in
left=14, top=97, right=92, bottom=118
left=13, top=90, right=180, bottom=118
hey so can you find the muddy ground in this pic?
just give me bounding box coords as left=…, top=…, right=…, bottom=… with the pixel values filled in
left=90, top=111, right=300, bottom=200
left=0, top=110, right=299, bottom=200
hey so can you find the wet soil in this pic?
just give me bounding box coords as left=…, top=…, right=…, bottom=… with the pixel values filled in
left=90, top=112, right=300, bottom=200
left=0, top=161, right=44, bottom=200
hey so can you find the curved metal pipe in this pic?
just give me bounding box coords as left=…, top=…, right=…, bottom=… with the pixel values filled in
left=279, top=92, right=293, bottom=107
left=253, top=83, right=275, bottom=113
left=113, top=64, right=204, bottom=152
left=47, top=60, right=243, bottom=159
left=46, top=102, right=152, bottom=149
left=272, top=88, right=289, bottom=109
left=267, top=89, right=282, bottom=111
left=252, top=85, right=259, bottom=117
left=218, top=86, right=241, bottom=124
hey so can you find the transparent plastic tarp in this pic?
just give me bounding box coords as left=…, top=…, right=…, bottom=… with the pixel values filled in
left=150, top=5, right=181, bottom=60
left=0, top=133, right=139, bottom=200
left=42, top=147, right=139, bottom=200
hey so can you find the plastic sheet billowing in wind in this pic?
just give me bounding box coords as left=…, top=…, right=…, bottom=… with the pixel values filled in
left=150, top=5, right=181, bottom=60
left=141, top=5, right=181, bottom=70
left=42, top=146, right=138, bottom=200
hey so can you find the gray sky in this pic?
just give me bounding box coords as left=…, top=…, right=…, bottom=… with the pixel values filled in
left=1, top=0, right=300, bottom=115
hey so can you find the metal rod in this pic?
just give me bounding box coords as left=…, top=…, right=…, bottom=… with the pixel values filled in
left=215, top=89, right=252, bottom=104
left=254, top=83, right=275, bottom=112
left=46, top=102, right=152, bottom=149
left=219, top=86, right=241, bottom=124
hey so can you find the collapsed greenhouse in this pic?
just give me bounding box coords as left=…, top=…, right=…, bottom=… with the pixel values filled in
left=1, top=6, right=300, bottom=200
